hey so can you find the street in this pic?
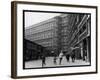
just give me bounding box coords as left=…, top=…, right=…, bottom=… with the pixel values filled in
left=25, top=56, right=90, bottom=68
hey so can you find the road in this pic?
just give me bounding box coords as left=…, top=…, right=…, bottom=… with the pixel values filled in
left=25, top=56, right=90, bottom=68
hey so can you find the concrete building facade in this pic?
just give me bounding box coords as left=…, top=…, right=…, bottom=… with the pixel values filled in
left=25, top=14, right=76, bottom=55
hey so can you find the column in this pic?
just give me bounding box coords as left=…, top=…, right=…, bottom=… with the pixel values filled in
left=81, top=47, right=83, bottom=59
left=80, top=42, right=83, bottom=59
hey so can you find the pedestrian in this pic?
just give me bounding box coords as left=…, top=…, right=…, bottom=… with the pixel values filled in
left=59, top=50, right=64, bottom=65
left=66, top=54, right=70, bottom=62
left=71, top=50, right=75, bottom=62
left=42, top=55, right=46, bottom=67
left=53, top=55, right=57, bottom=65
left=83, top=49, right=87, bottom=61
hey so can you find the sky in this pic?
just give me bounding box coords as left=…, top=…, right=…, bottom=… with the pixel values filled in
left=25, top=12, right=61, bottom=27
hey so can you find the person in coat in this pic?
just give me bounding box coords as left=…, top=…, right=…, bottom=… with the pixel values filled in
left=42, top=55, right=46, bottom=67
left=59, top=50, right=64, bottom=65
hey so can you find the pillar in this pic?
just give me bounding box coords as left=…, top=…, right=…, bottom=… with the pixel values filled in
left=86, top=38, right=88, bottom=62
left=80, top=42, right=83, bottom=59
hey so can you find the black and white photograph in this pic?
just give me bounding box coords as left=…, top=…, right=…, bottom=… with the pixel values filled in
left=11, top=1, right=97, bottom=78
left=23, top=11, right=91, bottom=69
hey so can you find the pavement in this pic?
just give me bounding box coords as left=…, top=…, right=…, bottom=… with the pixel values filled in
left=25, top=56, right=90, bottom=69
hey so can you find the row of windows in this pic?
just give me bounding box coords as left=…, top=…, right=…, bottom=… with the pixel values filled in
left=26, top=30, right=55, bottom=41
left=25, top=22, right=57, bottom=35
left=37, top=40, right=57, bottom=47
left=35, top=33, right=53, bottom=40
left=26, top=27, right=53, bottom=35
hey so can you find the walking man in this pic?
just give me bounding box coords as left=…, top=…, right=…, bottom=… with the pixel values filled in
left=42, top=55, right=46, bottom=67
left=83, top=49, right=87, bottom=61
left=59, top=50, right=64, bottom=65
left=66, top=54, right=70, bottom=62
left=71, top=50, right=75, bottom=62
left=53, top=54, right=57, bottom=65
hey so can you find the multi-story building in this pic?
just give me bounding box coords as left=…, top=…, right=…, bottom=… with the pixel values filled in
left=25, top=17, right=58, bottom=54
left=59, top=14, right=77, bottom=52
left=25, top=14, right=76, bottom=55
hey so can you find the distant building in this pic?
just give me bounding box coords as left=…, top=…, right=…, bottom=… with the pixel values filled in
left=25, top=14, right=76, bottom=55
